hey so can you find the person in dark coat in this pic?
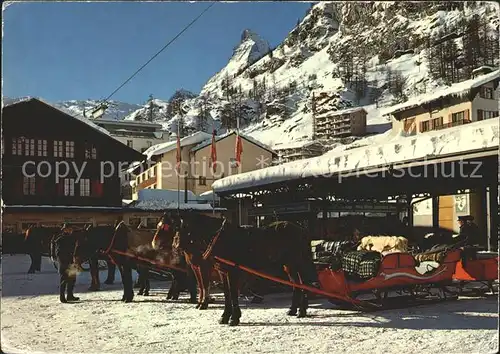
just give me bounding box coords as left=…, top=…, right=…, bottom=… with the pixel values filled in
left=456, top=215, right=480, bottom=246
left=53, top=226, right=80, bottom=303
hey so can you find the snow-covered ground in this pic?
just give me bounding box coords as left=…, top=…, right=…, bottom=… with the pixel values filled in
left=1, top=255, right=498, bottom=353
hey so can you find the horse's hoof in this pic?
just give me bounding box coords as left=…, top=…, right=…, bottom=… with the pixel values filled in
left=195, top=303, right=201, bottom=309
left=219, top=317, right=230, bottom=325
left=229, top=318, right=240, bottom=326
left=67, top=296, right=80, bottom=301
left=137, top=291, right=143, bottom=296
left=287, top=309, right=297, bottom=316
left=124, top=298, right=133, bottom=303
left=199, top=303, right=208, bottom=310
left=104, top=280, right=114, bottom=285
left=297, top=311, right=307, bottom=318
left=166, top=295, right=172, bottom=300
left=60, top=297, right=68, bottom=303
left=144, top=292, right=149, bottom=297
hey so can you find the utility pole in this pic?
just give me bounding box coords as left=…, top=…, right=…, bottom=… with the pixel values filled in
left=148, top=94, right=154, bottom=122
left=237, top=103, right=242, bottom=226
left=312, top=92, right=317, bottom=140
left=177, top=117, right=181, bottom=212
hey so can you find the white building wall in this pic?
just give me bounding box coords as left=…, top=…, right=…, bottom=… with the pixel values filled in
left=112, top=135, right=172, bottom=153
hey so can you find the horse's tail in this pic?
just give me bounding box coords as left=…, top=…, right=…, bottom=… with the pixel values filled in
left=24, top=227, right=32, bottom=242
left=49, top=235, right=59, bottom=270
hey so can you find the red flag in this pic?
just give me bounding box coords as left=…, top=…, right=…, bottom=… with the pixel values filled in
left=210, top=130, right=217, bottom=173
left=176, top=135, right=181, bottom=173
left=235, top=133, right=243, bottom=167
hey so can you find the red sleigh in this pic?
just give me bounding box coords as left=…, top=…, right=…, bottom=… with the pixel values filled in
left=315, top=249, right=463, bottom=307
left=452, top=251, right=499, bottom=295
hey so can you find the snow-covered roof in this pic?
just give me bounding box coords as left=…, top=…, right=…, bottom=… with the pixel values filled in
left=143, top=131, right=211, bottom=160
left=212, top=118, right=499, bottom=194
left=3, top=205, right=123, bottom=210
left=137, top=189, right=198, bottom=203
left=274, top=140, right=322, bottom=151
left=126, top=161, right=144, bottom=174
left=192, top=130, right=275, bottom=154
left=198, top=190, right=220, bottom=201
left=472, top=65, right=496, bottom=75
left=4, top=98, right=112, bottom=137
left=94, top=118, right=163, bottom=129
left=126, top=189, right=226, bottom=211
left=127, top=200, right=226, bottom=211
left=382, top=70, right=500, bottom=116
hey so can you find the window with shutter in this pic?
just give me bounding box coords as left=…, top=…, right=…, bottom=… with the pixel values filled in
left=65, top=141, right=75, bottom=158
left=37, top=140, right=47, bottom=157
left=12, top=138, right=17, bottom=155
left=24, top=139, right=35, bottom=156
left=23, top=177, right=36, bottom=195
left=80, top=179, right=91, bottom=196
left=54, top=141, right=64, bottom=157
left=420, top=121, right=430, bottom=133
left=64, top=178, right=75, bottom=196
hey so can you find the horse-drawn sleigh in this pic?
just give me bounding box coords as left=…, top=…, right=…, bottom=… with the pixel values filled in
left=24, top=212, right=498, bottom=326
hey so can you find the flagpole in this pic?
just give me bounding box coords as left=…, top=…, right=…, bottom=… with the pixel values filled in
left=236, top=110, right=242, bottom=227
left=212, top=190, right=215, bottom=216
left=177, top=116, right=180, bottom=213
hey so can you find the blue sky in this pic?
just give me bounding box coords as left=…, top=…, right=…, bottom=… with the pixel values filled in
left=3, top=1, right=312, bottom=104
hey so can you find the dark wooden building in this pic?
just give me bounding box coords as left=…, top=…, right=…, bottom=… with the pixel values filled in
left=2, top=98, right=143, bottom=230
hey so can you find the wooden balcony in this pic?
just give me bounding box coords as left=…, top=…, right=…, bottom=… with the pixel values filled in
left=137, top=176, right=156, bottom=189
left=433, top=119, right=471, bottom=131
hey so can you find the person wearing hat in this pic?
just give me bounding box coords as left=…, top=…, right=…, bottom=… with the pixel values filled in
left=456, top=215, right=480, bottom=245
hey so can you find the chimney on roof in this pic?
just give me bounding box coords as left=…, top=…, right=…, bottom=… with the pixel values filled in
left=472, top=65, right=494, bottom=79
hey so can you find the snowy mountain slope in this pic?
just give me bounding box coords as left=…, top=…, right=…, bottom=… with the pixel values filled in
left=121, top=1, right=497, bottom=150
left=55, top=99, right=143, bottom=120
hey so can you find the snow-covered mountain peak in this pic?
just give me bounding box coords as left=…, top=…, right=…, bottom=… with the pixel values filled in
left=240, top=29, right=262, bottom=43
left=201, top=29, right=271, bottom=96
left=236, top=29, right=270, bottom=63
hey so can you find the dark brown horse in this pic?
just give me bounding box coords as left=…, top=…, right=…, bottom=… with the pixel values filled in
left=80, top=225, right=118, bottom=291
left=24, top=225, right=61, bottom=273
left=154, top=212, right=319, bottom=326
left=73, top=220, right=196, bottom=303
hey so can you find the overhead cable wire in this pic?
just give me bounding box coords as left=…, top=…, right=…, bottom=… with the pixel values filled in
left=91, top=2, right=216, bottom=113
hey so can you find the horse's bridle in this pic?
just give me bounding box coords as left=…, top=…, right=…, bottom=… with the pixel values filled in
left=202, top=218, right=227, bottom=260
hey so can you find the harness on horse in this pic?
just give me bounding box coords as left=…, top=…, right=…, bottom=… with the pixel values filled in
left=202, top=218, right=227, bottom=260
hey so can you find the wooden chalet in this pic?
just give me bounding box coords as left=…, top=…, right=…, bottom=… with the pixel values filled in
left=2, top=98, right=144, bottom=231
